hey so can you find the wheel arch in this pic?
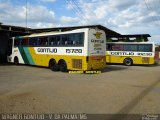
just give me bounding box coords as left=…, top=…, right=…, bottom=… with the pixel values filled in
left=49, top=58, right=56, bottom=67
left=123, top=57, right=133, bottom=66
left=14, top=56, right=19, bottom=64
left=58, top=59, right=68, bottom=72
left=58, top=59, right=66, bottom=65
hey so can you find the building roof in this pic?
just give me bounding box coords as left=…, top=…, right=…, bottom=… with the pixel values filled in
left=120, top=34, right=151, bottom=38
left=106, top=34, right=151, bottom=38
left=0, top=23, right=121, bottom=37
left=0, top=23, right=151, bottom=40
left=0, top=24, right=31, bottom=34
left=30, top=24, right=121, bottom=37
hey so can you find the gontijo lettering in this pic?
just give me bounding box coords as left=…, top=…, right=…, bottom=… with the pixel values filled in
left=91, top=39, right=104, bottom=43
left=111, top=52, right=134, bottom=56
left=110, top=51, right=153, bottom=57
left=37, top=48, right=57, bottom=53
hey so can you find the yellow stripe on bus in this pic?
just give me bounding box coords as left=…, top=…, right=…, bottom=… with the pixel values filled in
left=28, top=47, right=106, bottom=70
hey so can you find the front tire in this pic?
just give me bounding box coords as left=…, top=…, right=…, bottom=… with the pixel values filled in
left=124, top=58, right=133, bottom=66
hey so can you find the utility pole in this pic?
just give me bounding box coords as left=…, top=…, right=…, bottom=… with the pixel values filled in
left=25, top=0, right=28, bottom=32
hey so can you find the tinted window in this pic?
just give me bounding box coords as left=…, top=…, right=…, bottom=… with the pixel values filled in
left=138, top=44, right=152, bottom=52
left=14, top=37, right=28, bottom=46
left=124, top=44, right=137, bottom=51
left=21, top=38, right=28, bottom=46
left=29, top=37, right=38, bottom=46
left=112, top=44, right=122, bottom=51
left=61, top=33, right=84, bottom=46
left=49, top=35, right=60, bottom=45
left=62, top=34, right=69, bottom=45
left=70, top=33, right=84, bottom=46
left=14, top=38, right=20, bottom=46
left=14, top=32, right=84, bottom=47
left=106, top=44, right=123, bottom=51
left=106, top=43, right=152, bottom=52
left=38, top=37, right=48, bottom=46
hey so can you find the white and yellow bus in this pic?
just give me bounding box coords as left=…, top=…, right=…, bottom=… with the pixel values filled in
left=106, top=42, right=155, bottom=66
left=7, top=28, right=106, bottom=72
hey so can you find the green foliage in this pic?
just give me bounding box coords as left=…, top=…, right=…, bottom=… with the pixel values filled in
left=135, top=38, right=144, bottom=42
left=106, top=38, right=112, bottom=42
left=123, top=38, right=130, bottom=42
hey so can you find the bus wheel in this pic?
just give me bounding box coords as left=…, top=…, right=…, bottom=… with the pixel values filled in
left=59, top=60, right=68, bottom=72
left=14, top=57, right=19, bottom=65
left=124, top=58, right=133, bottom=66
left=49, top=60, right=59, bottom=71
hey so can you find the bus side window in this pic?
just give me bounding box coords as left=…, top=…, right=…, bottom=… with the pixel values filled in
left=108, top=44, right=123, bottom=51
left=73, top=41, right=76, bottom=45
left=138, top=45, right=145, bottom=52
left=29, top=37, right=38, bottom=46
left=124, top=44, right=130, bottom=51
left=130, top=44, right=137, bottom=51
left=38, top=37, right=48, bottom=46
left=65, top=41, right=68, bottom=45
left=56, top=36, right=60, bottom=45
left=49, top=36, right=55, bottom=45
left=106, top=44, right=108, bottom=50
left=139, top=44, right=152, bottom=52
left=49, top=35, right=60, bottom=46
left=62, top=35, right=69, bottom=45
left=57, top=41, right=60, bottom=45
left=145, top=44, right=152, bottom=52
left=21, top=38, right=28, bottom=46
left=75, top=33, right=84, bottom=46
left=68, top=33, right=84, bottom=46
left=124, top=44, right=137, bottom=51
left=14, top=38, right=20, bottom=47
left=106, top=44, right=112, bottom=50
left=119, top=44, right=124, bottom=51
left=69, top=34, right=74, bottom=45
left=19, top=39, right=22, bottom=45
left=112, top=44, right=120, bottom=51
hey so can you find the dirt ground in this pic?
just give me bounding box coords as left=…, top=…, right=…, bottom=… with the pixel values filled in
left=0, top=64, right=160, bottom=114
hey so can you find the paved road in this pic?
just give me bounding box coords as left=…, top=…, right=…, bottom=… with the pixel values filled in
left=0, top=64, right=160, bottom=114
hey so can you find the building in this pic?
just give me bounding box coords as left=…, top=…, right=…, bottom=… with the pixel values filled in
left=0, top=24, right=121, bottom=63
left=0, top=23, right=151, bottom=63
left=0, top=24, right=31, bottom=63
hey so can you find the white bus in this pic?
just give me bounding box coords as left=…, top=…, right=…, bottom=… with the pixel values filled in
left=8, top=28, right=106, bottom=72
left=106, top=42, right=155, bottom=65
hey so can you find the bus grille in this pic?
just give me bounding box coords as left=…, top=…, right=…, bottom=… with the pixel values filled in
left=142, top=57, right=149, bottom=63
left=72, top=59, right=82, bottom=69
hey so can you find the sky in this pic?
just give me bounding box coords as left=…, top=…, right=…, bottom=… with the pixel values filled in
left=0, top=0, right=160, bottom=44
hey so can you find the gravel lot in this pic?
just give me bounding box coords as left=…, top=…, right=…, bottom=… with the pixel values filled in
left=0, top=64, right=160, bottom=114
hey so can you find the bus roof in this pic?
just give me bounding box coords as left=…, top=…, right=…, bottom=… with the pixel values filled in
left=106, top=42, right=154, bottom=44
left=15, top=28, right=90, bottom=38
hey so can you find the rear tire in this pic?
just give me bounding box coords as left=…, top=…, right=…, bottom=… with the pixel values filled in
left=59, top=60, right=68, bottom=72
left=124, top=58, right=133, bottom=66
left=49, top=60, right=59, bottom=71
left=14, top=57, right=19, bottom=65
